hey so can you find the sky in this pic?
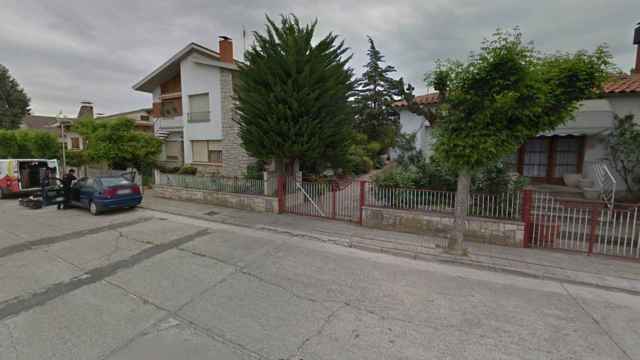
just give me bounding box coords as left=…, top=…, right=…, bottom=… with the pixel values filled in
left=1, top=0, right=639, bottom=117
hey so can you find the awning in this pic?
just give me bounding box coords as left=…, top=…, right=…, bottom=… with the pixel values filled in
left=541, top=99, right=615, bottom=136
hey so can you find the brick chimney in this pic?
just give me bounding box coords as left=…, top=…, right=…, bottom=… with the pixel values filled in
left=634, top=22, right=640, bottom=74
left=77, top=101, right=94, bottom=119
left=219, top=36, right=234, bottom=64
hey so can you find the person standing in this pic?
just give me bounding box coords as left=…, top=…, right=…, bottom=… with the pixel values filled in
left=40, top=167, right=51, bottom=206
left=58, top=169, right=77, bottom=210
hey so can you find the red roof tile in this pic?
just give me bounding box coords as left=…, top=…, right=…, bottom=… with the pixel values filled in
left=604, top=74, right=640, bottom=94
left=392, top=93, right=440, bottom=108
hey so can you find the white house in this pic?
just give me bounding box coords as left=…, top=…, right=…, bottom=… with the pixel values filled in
left=132, top=37, right=252, bottom=177
left=393, top=24, right=640, bottom=195
left=393, top=93, right=439, bottom=160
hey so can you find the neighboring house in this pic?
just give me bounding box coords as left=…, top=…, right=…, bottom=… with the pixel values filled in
left=392, top=93, right=439, bottom=160
left=393, top=24, right=640, bottom=193
left=22, top=102, right=92, bottom=153
left=132, top=36, right=252, bottom=177
left=96, top=108, right=154, bottom=134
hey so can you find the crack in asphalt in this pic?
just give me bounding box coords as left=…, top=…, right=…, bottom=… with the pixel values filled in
left=0, top=217, right=154, bottom=259
left=560, top=283, right=633, bottom=360
left=290, top=303, right=349, bottom=359
left=0, top=229, right=209, bottom=322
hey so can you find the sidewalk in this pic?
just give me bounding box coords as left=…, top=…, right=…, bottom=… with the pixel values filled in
left=141, top=190, right=640, bottom=295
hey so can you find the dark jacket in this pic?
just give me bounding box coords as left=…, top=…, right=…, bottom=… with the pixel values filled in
left=62, top=173, right=77, bottom=189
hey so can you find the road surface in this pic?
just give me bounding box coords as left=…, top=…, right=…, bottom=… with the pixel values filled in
left=0, top=199, right=638, bottom=359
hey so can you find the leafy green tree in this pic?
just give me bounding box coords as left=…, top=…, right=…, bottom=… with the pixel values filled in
left=608, top=114, right=640, bottom=196
left=352, top=37, right=401, bottom=150
left=430, top=29, right=612, bottom=254
left=0, top=65, right=30, bottom=129
left=0, top=129, right=59, bottom=158
left=72, top=117, right=162, bottom=172
left=236, top=15, right=354, bottom=175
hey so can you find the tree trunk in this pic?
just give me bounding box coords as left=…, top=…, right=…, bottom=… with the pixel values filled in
left=448, top=171, right=471, bottom=255
left=274, top=158, right=286, bottom=177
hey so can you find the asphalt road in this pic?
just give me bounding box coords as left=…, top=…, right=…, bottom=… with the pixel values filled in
left=0, top=199, right=639, bottom=359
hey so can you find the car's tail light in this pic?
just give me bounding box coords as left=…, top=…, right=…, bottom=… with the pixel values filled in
left=132, top=184, right=141, bottom=194
left=103, top=187, right=118, bottom=198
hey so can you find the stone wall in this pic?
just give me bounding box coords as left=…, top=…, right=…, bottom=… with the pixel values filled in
left=362, top=207, right=524, bottom=247
left=154, top=184, right=278, bottom=213
left=220, top=69, right=254, bottom=177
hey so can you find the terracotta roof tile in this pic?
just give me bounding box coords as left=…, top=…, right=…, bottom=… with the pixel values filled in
left=604, top=74, right=640, bottom=93
left=393, top=93, right=440, bottom=108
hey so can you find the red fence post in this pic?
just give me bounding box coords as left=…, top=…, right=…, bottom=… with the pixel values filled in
left=359, top=181, right=366, bottom=225
left=588, top=205, right=602, bottom=256
left=521, top=190, right=533, bottom=248
left=277, top=176, right=285, bottom=214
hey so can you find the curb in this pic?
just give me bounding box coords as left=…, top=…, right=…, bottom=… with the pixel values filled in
left=140, top=205, right=640, bottom=296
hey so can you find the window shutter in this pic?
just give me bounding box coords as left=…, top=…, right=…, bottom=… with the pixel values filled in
left=189, top=93, right=210, bottom=122
left=191, top=141, right=208, bottom=162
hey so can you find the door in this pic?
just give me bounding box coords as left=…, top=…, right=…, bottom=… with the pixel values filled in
left=78, top=178, right=97, bottom=207
left=71, top=178, right=94, bottom=207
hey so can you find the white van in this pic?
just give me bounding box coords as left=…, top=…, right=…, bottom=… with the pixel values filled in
left=0, top=159, right=60, bottom=198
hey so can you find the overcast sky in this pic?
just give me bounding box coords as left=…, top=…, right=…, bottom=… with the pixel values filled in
left=2, top=0, right=638, bottom=117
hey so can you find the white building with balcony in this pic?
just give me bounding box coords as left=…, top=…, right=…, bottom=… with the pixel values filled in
left=133, top=37, right=252, bottom=176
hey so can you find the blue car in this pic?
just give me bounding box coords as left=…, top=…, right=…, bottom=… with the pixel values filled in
left=69, top=176, right=143, bottom=215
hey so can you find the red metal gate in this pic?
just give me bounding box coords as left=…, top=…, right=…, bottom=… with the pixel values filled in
left=523, top=190, right=640, bottom=259
left=278, top=177, right=365, bottom=223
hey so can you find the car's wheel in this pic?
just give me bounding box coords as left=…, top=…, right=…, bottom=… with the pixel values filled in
left=89, top=201, right=100, bottom=216
left=0, top=189, right=4, bottom=199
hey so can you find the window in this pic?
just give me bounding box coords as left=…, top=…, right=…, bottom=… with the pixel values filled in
left=188, top=93, right=210, bottom=122
left=161, top=98, right=181, bottom=117
left=209, top=150, right=222, bottom=163
left=70, top=137, right=81, bottom=150
left=165, top=141, right=181, bottom=161
left=522, top=139, right=549, bottom=177
left=554, top=138, right=579, bottom=176
left=140, top=115, right=150, bottom=122
left=191, top=140, right=222, bottom=164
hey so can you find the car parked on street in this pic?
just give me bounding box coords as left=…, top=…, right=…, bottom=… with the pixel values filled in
left=69, top=175, right=142, bottom=215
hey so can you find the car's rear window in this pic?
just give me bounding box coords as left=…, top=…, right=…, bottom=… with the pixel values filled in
left=99, top=177, right=132, bottom=187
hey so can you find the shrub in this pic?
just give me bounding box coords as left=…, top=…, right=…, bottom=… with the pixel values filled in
left=156, top=164, right=181, bottom=174
left=178, top=165, right=197, bottom=175
left=244, top=160, right=266, bottom=180
left=375, top=156, right=528, bottom=194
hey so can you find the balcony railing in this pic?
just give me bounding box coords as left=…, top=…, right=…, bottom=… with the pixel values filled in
left=155, top=117, right=183, bottom=130
left=188, top=111, right=210, bottom=123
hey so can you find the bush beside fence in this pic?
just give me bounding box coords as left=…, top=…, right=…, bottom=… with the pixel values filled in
left=365, top=183, right=522, bottom=221
left=156, top=172, right=268, bottom=196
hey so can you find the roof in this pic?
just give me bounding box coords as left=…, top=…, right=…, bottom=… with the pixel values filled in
left=132, top=42, right=240, bottom=93
left=22, top=115, right=77, bottom=134
left=22, top=115, right=58, bottom=130
left=542, top=99, right=615, bottom=136
left=603, top=74, right=640, bottom=94
left=96, top=108, right=152, bottom=119
left=392, top=72, right=640, bottom=111
left=392, top=93, right=440, bottom=108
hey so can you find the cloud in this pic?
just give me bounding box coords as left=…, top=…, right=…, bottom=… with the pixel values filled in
left=2, top=0, right=638, bottom=116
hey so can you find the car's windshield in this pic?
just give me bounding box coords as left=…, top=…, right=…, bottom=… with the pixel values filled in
left=99, top=177, right=132, bottom=187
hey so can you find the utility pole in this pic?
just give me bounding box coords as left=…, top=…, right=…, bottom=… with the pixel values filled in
left=57, top=111, right=66, bottom=174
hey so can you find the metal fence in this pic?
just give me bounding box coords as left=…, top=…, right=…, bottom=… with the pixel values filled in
left=157, top=172, right=265, bottom=195
left=527, top=192, right=640, bottom=258
left=282, top=178, right=361, bottom=222
left=365, top=183, right=522, bottom=221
